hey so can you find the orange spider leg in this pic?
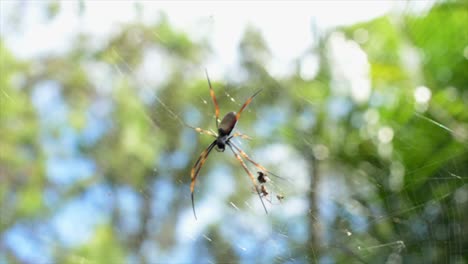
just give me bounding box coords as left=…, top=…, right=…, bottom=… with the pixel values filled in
left=205, top=69, right=220, bottom=129
left=190, top=126, right=218, bottom=138
left=231, top=132, right=252, bottom=140
left=227, top=143, right=268, bottom=215
left=229, top=142, right=289, bottom=182
left=190, top=141, right=216, bottom=220
left=235, top=89, right=262, bottom=122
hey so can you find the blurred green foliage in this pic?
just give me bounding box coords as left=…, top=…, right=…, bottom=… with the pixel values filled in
left=1, top=2, right=467, bottom=264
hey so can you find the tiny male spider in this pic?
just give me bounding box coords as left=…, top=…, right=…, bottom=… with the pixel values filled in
left=190, top=70, right=276, bottom=219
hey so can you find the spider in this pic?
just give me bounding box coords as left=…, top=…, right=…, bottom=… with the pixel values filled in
left=190, top=70, right=276, bottom=220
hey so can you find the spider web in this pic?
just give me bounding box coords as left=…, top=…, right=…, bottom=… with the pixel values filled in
left=107, top=47, right=468, bottom=263
left=1, top=2, right=467, bottom=264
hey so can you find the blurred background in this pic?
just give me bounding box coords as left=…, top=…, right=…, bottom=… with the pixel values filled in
left=1, top=1, right=468, bottom=263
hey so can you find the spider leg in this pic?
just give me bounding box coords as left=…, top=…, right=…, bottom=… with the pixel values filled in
left=227, top=143, right=268, bottom=215
left=229, top=141, right=290, bottom=182
left=205, top=69, right=220, bottom=129
left=231, top=132, right=252, bottom=140
left=191, top=140, right=217, bottom=220
left=235, top=89, right=262, bottom=122
left=189, top=126, right=218, bottom=138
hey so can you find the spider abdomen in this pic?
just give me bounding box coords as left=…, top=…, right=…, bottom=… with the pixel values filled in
left=218, top=112, right=237, bottom=136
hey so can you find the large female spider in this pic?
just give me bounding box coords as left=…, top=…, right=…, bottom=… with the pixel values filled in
left=190, top=70, right=276, bottom=219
